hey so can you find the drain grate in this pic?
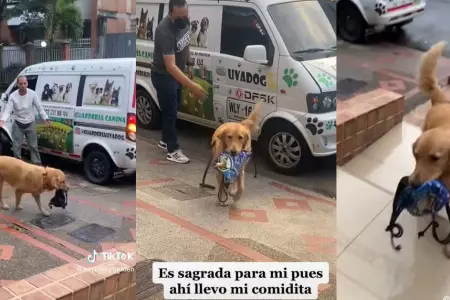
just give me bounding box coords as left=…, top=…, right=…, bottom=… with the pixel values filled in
left=69, top=223, right=115, bottom=243
left=152, top=182, right=214, bottom=201
left=137, top=259, right=165, bottom=300
left=30, top=215, right=75, bottom=229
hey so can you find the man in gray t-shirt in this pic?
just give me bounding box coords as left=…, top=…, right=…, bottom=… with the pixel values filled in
left=151, top=0, right=207, bottom=164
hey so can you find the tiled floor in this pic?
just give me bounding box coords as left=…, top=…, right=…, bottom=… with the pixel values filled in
left=337, top=122, right=450, bottom=300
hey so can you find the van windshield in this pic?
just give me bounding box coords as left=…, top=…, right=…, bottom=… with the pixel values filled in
left=268, top=0, right=336, bottom=61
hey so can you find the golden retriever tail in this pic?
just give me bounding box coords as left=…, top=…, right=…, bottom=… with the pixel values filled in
left=419, top=41, right=447, bottom=106
left=241, top=103, right=261, bottom=132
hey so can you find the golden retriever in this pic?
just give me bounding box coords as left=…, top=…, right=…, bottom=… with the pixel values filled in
left=0, top=156, right=69, bottom=216
left=211, top=104, right=260, bottom=202
left=409, top=41, right=450, bottom=188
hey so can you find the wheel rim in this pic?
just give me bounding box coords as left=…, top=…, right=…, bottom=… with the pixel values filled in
left=269, top=132, right=302, bottom=169
left=137, top=96, right=153, bottom=125
left=90, top=157, right=107, bottom=179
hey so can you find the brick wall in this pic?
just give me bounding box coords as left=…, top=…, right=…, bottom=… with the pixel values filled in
left=0, top=243, right=136, bottom=300
left=337, top=89, right=405, bottom=165
left=98, top=0, right=134, bottom=14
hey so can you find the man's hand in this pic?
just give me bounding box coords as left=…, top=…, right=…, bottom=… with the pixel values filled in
left=188, top=66, right=194, bottom=79
left=0, top=120, right=4, bottom=127
left=190, top=82, right=208, bottom=101
left=45, top=119, right=51, bottom=126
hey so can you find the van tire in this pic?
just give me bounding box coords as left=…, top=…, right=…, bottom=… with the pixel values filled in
left=83, top=150, right=114, bottom=185
left=338, top=2, right=366, bottom=43
left=136, top=88, right=161, bottom=129
left=0, top=131, right=12, bottom=156
left=261, top=121, right=314, bottom=174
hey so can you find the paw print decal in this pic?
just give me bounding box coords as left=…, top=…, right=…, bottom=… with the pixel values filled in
left=283, top=68, right=298, bottom=88
left=326, top=120, right=336, bottom=131
left=125, top=147, right=136, bottom=160
left=306, top=117, right=324, bottom=136
left=317, top=73, right=335, bottom=89
left=375, top=2, right=387, bottom=16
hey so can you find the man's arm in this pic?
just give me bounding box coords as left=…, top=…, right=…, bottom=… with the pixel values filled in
left=32, top=91, right=49, bottom=120
left=158, top=29, right=196, bottom=89
left=1, top=93, right=14, bottom=122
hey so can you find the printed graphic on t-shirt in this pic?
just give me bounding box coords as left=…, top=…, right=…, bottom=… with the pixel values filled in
left=177, top=31, right=190, bottom=53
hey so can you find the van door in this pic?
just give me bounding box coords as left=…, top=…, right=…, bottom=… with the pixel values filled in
left=34, top=74, right=80, bottom=156
left=212, top=4, right=278, bottom=125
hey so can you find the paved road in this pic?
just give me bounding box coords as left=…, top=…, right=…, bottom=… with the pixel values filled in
left=0, top=155, right=135, bottom=285
left=370, top=0, right=450, bottom=58
left=138, top=124, right=336, bottom=198
left=136, top=136, right=336, bottom=299
left=338, top=0, right=450, bottom=112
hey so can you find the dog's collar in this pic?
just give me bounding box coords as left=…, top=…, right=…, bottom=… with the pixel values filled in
left=42, top=167, right=52, bottom=191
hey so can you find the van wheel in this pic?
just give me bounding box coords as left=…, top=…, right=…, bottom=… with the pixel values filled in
left=0, top=131, right=11, bottom=156
left=262, top=122, right=314, bottom=174
left=338, top=2, right=366, bottom=43
left=83, top=150, right=113, bottom=185
left=136, top=89, right=161, bottom=129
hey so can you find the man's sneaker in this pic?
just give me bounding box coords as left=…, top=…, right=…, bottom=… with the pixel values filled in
left=158, top=141, right=167, bottom=151
left=167, top=149, right=190, bottom=164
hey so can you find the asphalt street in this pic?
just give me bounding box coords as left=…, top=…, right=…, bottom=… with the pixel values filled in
left=371, top=0, right=450, bottom=58
left=338, top=0, right=450, bottom=113
left=138, top=124, right=336, bottom=198
left=0, top=154, right=135, bottom=284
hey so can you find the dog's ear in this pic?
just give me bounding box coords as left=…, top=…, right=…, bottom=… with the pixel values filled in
left=50, top=174, right=59, bottom=190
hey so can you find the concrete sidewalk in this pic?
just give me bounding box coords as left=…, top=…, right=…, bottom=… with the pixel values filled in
left=136, top=136, right=336, bottom=299
left=337, top=121, right=450, bottom=300
left=0, top=170, right=136, bottom=287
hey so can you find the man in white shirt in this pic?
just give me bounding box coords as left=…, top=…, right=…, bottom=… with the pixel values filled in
left=0, top=76, right=51, bottom=165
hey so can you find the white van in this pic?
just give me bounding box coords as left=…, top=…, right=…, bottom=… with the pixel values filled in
left=337, top=0, right=426, bottom=42
left=136, top=0, right=336, bottom=174
left=0, top=58, right=137, bottom=185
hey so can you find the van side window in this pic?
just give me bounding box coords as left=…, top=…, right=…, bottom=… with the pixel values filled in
left=35, top=75, right=80, bottom=105
left=81, top=76, right=125, bottom=108
left=220, top=6, right=274, bottom=61
left=7, top=75, right=38, bottom=100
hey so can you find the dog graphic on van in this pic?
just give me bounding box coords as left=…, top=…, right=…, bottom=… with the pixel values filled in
left=41, top=83, right=53, bottom=101
left=147, top=17, right=154, bottom=40
left=100, top=80, right=114, bottom=105
left=50, top=83, right=59, bottom=101
left=138, top=8, right=148, bottom=39
left=63, top=82, right=72, bottom=103
left=87, top=83, right=102, bottom=104
left=189, top=20, right=199, bottom=47
left=110, top=87, right=120, bottom=106
left=197, top=17, right=209, bottom=48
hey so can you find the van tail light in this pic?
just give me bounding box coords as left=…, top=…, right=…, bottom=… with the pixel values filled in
left=126, top=113, right=136, bottom=142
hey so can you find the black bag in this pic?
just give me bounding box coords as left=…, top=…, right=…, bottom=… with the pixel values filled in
left=49, top=189, right=68, bottom=209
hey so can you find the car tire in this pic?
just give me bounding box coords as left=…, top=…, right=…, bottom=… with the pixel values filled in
left=0, top=131, right=11, bottom=156
left=136, top=88, right=161, bottom=129
left=338, top=2, right=366, bottom=43
left=262, top=122, right=314, bottom=175
left=83, top=150, right=114, bottom=185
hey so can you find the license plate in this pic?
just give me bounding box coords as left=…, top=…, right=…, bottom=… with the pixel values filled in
left=392, top=0, right=413, bottom=7
left=226, top=98, right=254, bottom=121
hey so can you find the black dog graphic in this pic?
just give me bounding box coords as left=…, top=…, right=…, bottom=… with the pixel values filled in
left=147, top=17, right=154, bottom=40
left=41, top=83, right=53, bottom=101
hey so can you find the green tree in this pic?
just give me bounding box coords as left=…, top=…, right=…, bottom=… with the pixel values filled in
left=7, top=0, right=83, bottom=44
left=43, top=0, right=83, bottom=44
